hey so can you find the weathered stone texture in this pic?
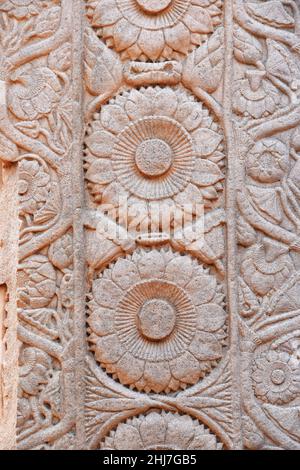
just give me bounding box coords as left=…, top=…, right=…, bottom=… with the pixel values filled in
left=0, top=0, right=300, bottom=450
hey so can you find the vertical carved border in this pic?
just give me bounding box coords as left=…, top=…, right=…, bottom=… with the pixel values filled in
left=233, top=0, right=300, bottom=450
left=83, top=0, right=241, bottom=451
left=223, top=0, right=243, bottom=448
left=71, top=0, right=87, bottom=450
left=0, top=164, right=19, bottom=449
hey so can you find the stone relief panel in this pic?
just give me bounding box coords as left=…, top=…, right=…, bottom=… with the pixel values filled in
left=83, top=0, right=237, bottom=452
left=233, top=0, right=300, bottom=450
left=0, top=0, right=77, bottom=449
left=0, top=0, right=299, bottom=450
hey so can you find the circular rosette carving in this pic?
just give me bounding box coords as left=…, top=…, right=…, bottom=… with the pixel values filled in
left=100, top=411, right=223, bottom=450
left=115, top=280, right=196, bottom=358
left=87, top=248, right=227, bottom=393
left=112, top=116, right=194, bottom=199
left=86, top=0, right=222, bottom=61
left=252, top=350, right=300, bottom=405
left=85, top=86, right=224, bottom=206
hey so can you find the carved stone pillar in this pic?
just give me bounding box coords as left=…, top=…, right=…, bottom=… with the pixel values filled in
left=0, top=0, right=299, bottom=450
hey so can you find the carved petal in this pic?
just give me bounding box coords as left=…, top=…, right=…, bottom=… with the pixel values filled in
left=138, top=29, right=165, bottom=61
left=116, top=353, right=145, bottom=385
left=85, top=159, right=114, bottom=185
left=85, top=130, right=116, bottom=157
left=164, top=22, right=191, bottom=54
left=192, top=159, right=223, bottom=187
left=139, top=412, right=167, bottom=447
left=196, top=304, right=226, bottom=332
left=189, top=434, right=220, bottom=450
left=114, top=423, right=144, bottom=450
left=182, top=6, right=213, bottom=33
left=95, top=334, right=125, bottom=364
left=92, top=0, right=122, bottom=26
left=174, top=183, right=203, bottom=209
left=170, top=352, right=200, bottom=383
left=165, top=415, right=195, bottom=448
left=153, top=88, right=178, bottom=117
left=175, top=101, right=203, bottom=131
left=165, top=255, right=193, bottom=287
left=112, top=258, right=140, bottom=290
left=88, top=308, right=115, bottom=336
left=192, top=128, right=223, bottom=156
left=143, top=361, right=171, bottom=393
left=186, top=274, right=216, bottom=305
left=101, top=105, right=130, bottom=134
left=188, top=331, right=222, bottom=360
left=101, top=181, right=128, bottom=206
left=137, top=250, right=166, bottom=278
left=113, top=19, right=140, bottom=52
left=125, top=89, right=153, bottom=120
left=92, top=279, right=123, bottom=308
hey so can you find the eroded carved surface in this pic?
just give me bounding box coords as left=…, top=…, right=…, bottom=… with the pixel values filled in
left=0, top=0, right=299, bottom=450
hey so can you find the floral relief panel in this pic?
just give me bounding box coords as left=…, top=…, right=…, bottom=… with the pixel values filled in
left=83, top=0, right=232, bottom=451
left=234, top=0, right=300, bottom=449
left=0, top=0, right=299, bottom=450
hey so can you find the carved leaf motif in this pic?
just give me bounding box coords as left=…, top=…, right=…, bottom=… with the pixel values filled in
left=185, top=6, right=214, bottom=33
left=248, top=186, right=283, bottom=223
left=48, top=44, right=72, bottom=72
left=20, top=308, right=58, bottom=339
left=15, top=121, right=40, bottom=138
left=233, top=26, right=263, bottom=65
left=32, top=6, right=61, bottom=38
left=84, top=28, right=122, bottom=96
left=272, top=278, right=300, bottom=314
left=0, top=132, right=19, bottom=162
left=239, top=278, right=260, bottom=318
left=266, top=39, right=300, bottom=88
left=246, top=1, right=294, bottom=28
left=263, top=406, right=300, bottom=441
left=182, top=27, right=224, bottom=93
left=26, top=177, right=61, bottom=226
left=192, top=159, right=223, bottom=187
left=237, top=215, right=256, bottom=247
left=85, top=159, right=114, bottom=185
left=243, top=415, right=265, bottom=450
left=193, top=128, right=223, bottom=156
left=85, top=358, right=151, bottom=443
